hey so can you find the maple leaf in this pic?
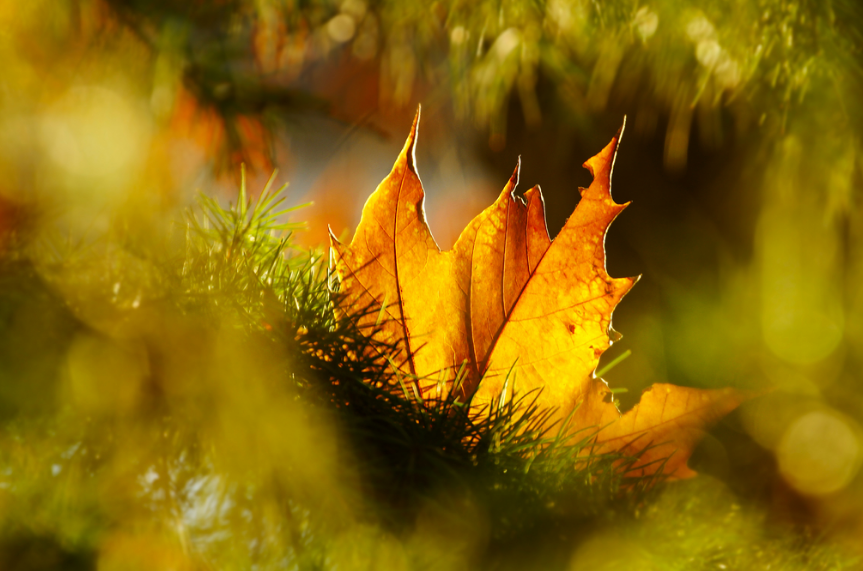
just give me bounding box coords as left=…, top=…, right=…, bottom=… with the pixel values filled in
left=330, top=109, right=745, bottom=479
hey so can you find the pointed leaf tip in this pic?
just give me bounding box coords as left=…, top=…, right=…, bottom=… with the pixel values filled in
left=609, top=116, right=626, bottom=179
left=581, top=124, right=626, bottom=203
left=402, top=106, right=421, bottom=173
left=501, top=158, right=521, bottom=199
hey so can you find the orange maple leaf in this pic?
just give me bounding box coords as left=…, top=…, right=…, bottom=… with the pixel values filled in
left=330, top=109, right=745, bottom=479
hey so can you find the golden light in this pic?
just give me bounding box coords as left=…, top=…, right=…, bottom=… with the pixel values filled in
left=40, top=85, right=150, bottom=183
left=777, top=409, right=862, bottom=496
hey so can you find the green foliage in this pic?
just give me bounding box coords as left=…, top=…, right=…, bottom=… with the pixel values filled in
left=28, top=0, right=853, bottom=169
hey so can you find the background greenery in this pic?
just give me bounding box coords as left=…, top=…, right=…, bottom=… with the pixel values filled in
left=0, top=0, right=862, bottom=569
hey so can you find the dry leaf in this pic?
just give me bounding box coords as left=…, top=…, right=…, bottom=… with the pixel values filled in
left=330, top=108, right=745, bottom=478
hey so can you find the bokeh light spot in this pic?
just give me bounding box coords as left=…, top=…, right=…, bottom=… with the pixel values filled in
left=450, top=26, right=468, bottom=45
left=327, top=14, right=356, bottom=43
left=634, top=8, right=659, bottom=41
left=686, top=15, right=715, bottom=41
left=492, top=28, right=520, bottom=59
left=777, top=410, right=861, bottom=496
left=40, top=86, right=149, bottom=180
left=696, top=40, right=722, bottom=67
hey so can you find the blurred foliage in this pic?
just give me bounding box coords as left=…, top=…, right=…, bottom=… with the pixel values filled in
left=1, top=0, right=863, bottom=568
left=5, top=0, right=859, bottom=165
left=0, top=174, right=855, bottom=570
